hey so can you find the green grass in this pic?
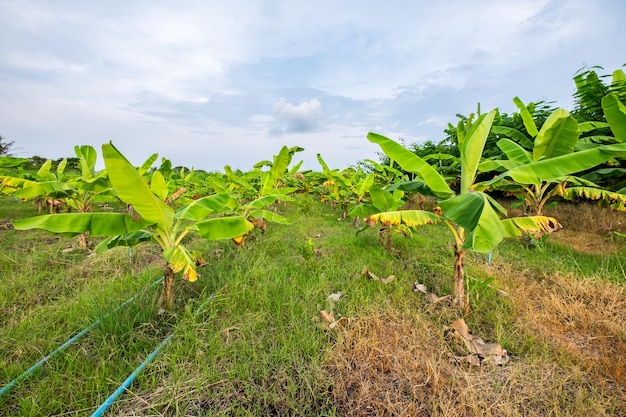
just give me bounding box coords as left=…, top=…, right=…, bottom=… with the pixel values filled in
left=0, top=195, right=625, bottom=416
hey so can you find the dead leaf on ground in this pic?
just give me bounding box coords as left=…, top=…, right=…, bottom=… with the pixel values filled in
left=445, top=318, right=509, bottom=366
left=320, top=309, right=351, bottom=330
left=361, top=266, right=395, bottom=284
left=413, top=281, right=452, bottom=306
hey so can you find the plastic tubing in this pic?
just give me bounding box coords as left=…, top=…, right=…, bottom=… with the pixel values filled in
left=90, top=293, right=215, bottom=417
left=0, top=276, right=164, bottom=397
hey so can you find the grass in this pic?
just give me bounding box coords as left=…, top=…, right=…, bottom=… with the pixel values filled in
left=0, top=195, right=625, bottom=416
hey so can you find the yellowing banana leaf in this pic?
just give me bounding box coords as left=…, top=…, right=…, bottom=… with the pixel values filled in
left=175, top=193, right=233, bottom=221
left=501, top=216, right=561, bottom=238
left=366, top=210, right=443, bottom=227
left=367, top=133, right=454, bottom=198
left=561, top=187, right=626, bottom=210
left=102, top=142, right=174, bottom=231
left=165, top=246, right=199, bottom=281
left=195, top=216, right=253, bottom=240
left=533, top=109, right=580, bottom=161
left=13, top=212, right=152, bottom=237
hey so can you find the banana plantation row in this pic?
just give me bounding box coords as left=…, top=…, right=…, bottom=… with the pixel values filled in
left=1, top=89, right=625, bottom=314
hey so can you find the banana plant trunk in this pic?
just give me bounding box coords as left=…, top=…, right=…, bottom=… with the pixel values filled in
left=453, top=247, right=469, bottom=315
left=159, top=265, right=175, bottom=309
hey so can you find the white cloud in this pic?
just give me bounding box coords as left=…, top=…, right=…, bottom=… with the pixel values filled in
left=272, top=99, right=323, bottom=133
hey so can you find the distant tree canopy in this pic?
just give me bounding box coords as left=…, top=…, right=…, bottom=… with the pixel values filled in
left=0, top=135, right=15, bottom=156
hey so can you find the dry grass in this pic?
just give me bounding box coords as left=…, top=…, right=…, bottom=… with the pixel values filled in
left=501, top=269, right=626, bottom=401
left=326, top=310, right=624, bottom=417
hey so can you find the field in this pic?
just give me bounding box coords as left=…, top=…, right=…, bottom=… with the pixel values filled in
left=0, top=194, right=625, bottom=416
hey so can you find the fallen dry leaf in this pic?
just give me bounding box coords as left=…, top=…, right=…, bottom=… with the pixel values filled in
left=361, top=266, right=395, bottom=284
left=445, top=318, right=509, bottom=366
left=320, top=310, right=350, bottom=330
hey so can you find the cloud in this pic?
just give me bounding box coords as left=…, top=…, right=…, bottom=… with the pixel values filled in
left=272, top=98, right=323, bottom=133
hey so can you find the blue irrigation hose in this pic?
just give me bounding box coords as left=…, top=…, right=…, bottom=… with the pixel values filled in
left=0, top=276, right=164, bottom=398
left=90, top=293, right=216, bottom=417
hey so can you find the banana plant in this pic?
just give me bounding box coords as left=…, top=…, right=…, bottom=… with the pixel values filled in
left=478, top=97, right=626, bottom=215
left=367, top=110, right=561, bottom=314
left=349, top=185, right=407, bottom=251
left=14, top=142, right=251, bottom=309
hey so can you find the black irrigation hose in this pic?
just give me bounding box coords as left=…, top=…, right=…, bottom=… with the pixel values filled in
left=0, top=276, right=164, bottom=398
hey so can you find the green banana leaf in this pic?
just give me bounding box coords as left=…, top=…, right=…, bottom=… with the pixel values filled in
left=578, top=121, right=610, bottom=133
left=486, top=143, right=626, bottom=185
left=459, top=110, right=496, bottom=193
left=463, top=201, right=506, bottom=253
left=249, top=209, right=290, bottom=224
left=367, top=133, right=454, bottom=198
left=355, top=173, right=375, bottom=197
left=602, top=93, right=626, bottom=142
left=533, top=109, right=580, bottom=160
left=74, top=145, right=98, bottom=179
left=175, top=194, right=234, bottom=221
left=195, top=216, right=252, bottom=240
left=10, top=181, right=74, bottom=199
left=95, top=231, right=154, bottom=254
left=102, top=142, right=175, bottom=231
left=150, top=171, right=169, bottom=201
left=13, top=213, right=152, bottom=237
left=497, top=139, right=532, bottom=163
left=491, top=126, right=534, bottom=149
left=513, top=97, right=539, bottom=137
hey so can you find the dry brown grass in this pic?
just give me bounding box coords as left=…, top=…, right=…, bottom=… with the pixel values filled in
left=498, top=268, right=626, bottom=401
left=325, top=310, right=624, bottom=417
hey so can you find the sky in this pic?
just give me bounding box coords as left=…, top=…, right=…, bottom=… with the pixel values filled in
left=1, top=0, right=624, bottom=172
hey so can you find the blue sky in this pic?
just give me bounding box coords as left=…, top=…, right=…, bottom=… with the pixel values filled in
left=1, top=0, right=624, bottom=171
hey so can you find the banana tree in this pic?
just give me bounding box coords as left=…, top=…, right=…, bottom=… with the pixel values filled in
left=367, top=110, right=561, bottom=314
left=479, top=98, right=623, bottom=214
left=14, top=142, right=251, bottom=309
left=479, top=96, right=626, bottom=213
left=349, top=185, right=407, bottom=250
